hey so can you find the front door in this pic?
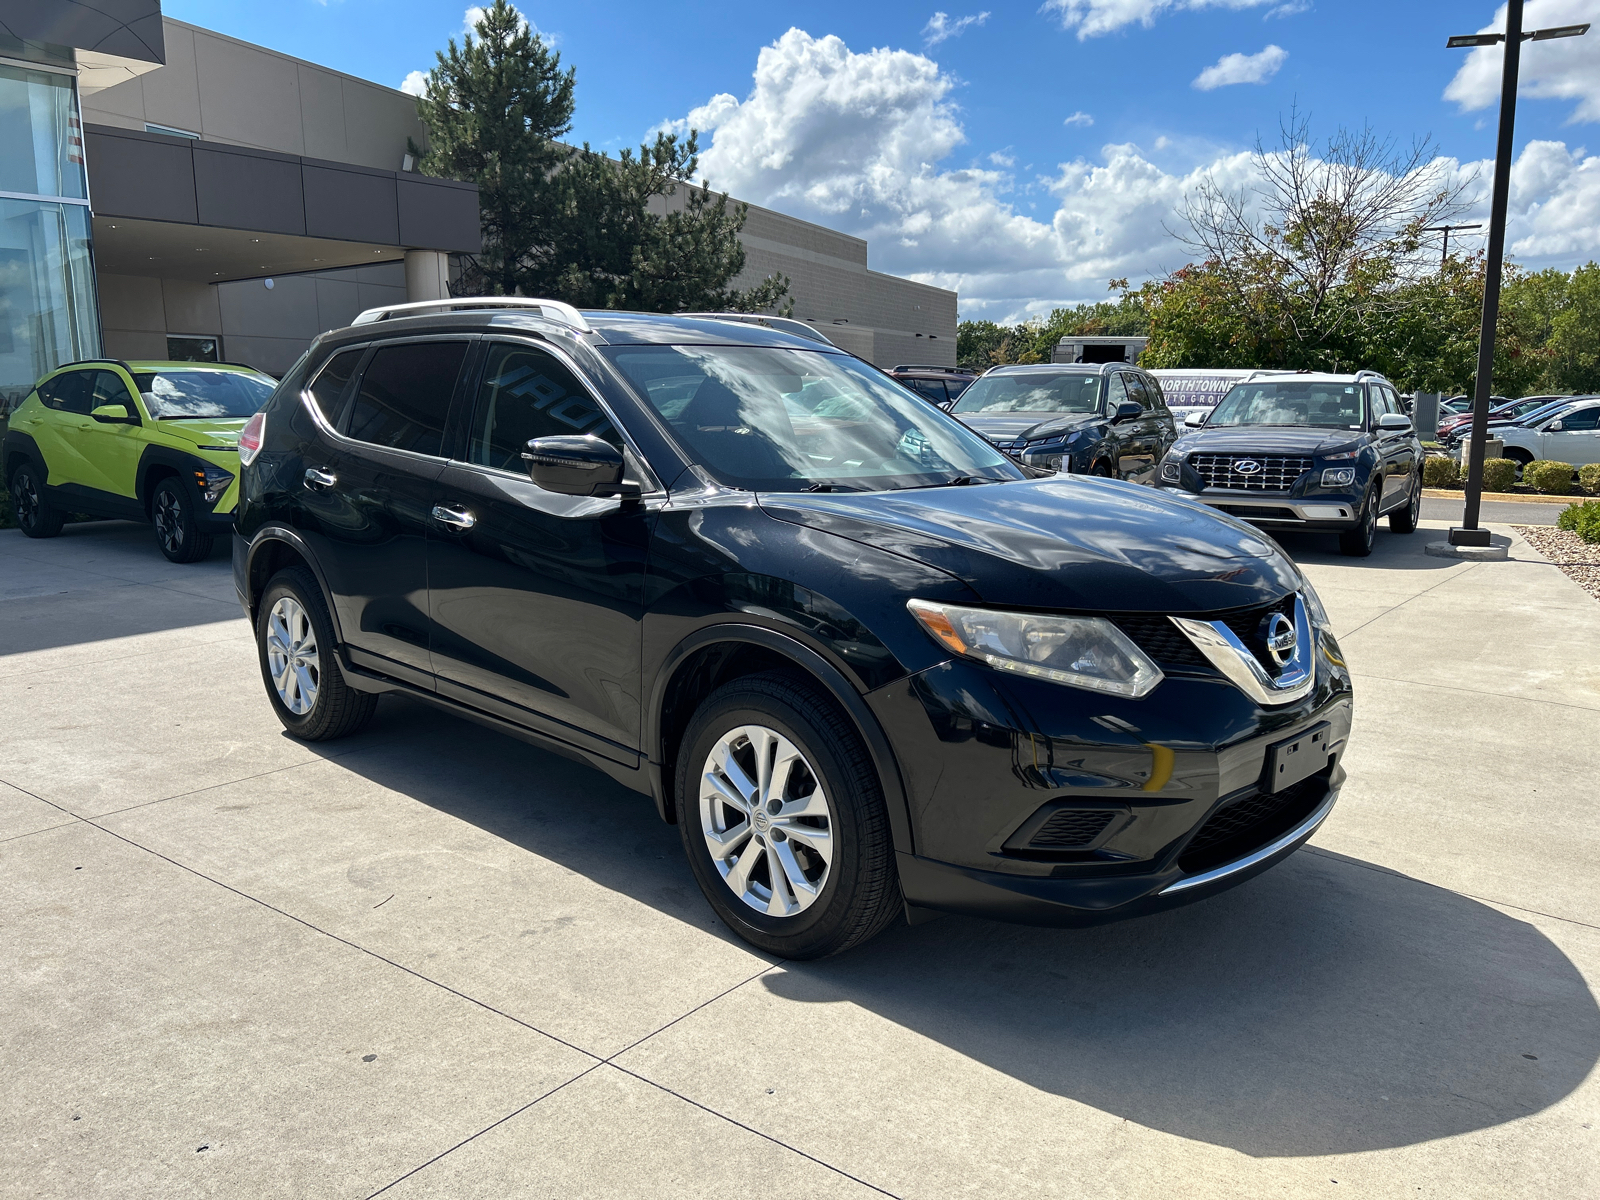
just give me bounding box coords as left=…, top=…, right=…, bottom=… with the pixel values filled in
left=427, top=339, right=653, bottom=763
left=1541, top=405, right=1600, bottom=465
left=296, top=339, right=469, bottom=688
left=77, top=369, right=147, bottom=501
left=1372, top=384, right=1415, bottom=506
left=1112, top=371, right=1161, bottom=482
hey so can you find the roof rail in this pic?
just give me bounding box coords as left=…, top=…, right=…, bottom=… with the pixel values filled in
left=889, top=364, right=976, bottom=374
left=64, top=357, right=132, bottom=370
left=351, top=296, right=593, bottom=334
left=1353, top=369, right=1387, bottom=383
left=677, top=312, right=838, bottom=348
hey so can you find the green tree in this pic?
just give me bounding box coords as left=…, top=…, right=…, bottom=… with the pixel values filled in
left=410, top=0, right=574, bottom=296
left=411, top=1, right=788, bottom=313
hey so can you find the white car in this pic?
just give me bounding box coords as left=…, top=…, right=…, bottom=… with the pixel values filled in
left=1498, top=398, right=1600, bottom=468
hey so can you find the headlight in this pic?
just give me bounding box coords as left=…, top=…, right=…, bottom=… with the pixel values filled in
left=907, top=600, right=1164, bottom=698
left=1299, top=578, right=1330, bottom=629
left=1160, top=460, right=1182, bottom=482
left=191, top=464, right=235, bottom=505
left=1323, top=449, right=1359, bottom=460
left=1321, top=467, right=1356, bottom=487
left=1032, top=453, right=1067, bottom=472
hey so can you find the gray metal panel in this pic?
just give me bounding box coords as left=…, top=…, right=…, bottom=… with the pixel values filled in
left=85, top=128, right=197, bottom=223
left=303, top=163, right=398, bottom=244
left=0, top=0, right=165, bottom=63
left=396, top=176, right=481, bottom=253
left=193, top=145, right=305, bottom=236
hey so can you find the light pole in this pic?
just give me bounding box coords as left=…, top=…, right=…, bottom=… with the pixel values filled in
left=1423, top=222, right=1482, bottom=269
left=1446, top=4, right=1589, bottom=548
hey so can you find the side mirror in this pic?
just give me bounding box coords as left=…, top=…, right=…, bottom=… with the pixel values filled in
left=1113, top=400, right=1142, bottom=423
left=1376, top=413, right=1412, bottom=432
left=1547, top=420, right=1564, bottom=432
left=91, top=402, right=137, bottom=424
left=1184, top=410, right=1208, bottom=428
left=522, top=435, right=632, bottom=497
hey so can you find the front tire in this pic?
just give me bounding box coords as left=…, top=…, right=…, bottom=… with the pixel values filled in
left=1339, top=487, right=1378, bottom=557
left=1388, top=473, right=1421, bottom=534
left=152, top=477, right=214, bottom=563
left=256, top=567, right=377, bottom=740
left=676, top=671, right=901, bottom=959
left=9, top=463, right=64, bottom=538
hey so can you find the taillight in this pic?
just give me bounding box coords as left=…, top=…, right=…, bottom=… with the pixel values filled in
left=239, top=412, right=266, bottom=466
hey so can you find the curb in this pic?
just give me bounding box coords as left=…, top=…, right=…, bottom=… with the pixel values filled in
left=1422, top=488, right=1587, bottom=506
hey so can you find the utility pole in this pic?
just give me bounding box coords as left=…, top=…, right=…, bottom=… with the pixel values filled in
left=1446, top=5, right=1589, bottom=547
left=1423, top=222, right=1482, bottom=269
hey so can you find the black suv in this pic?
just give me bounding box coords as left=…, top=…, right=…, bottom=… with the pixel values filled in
left=1156, top=371, right=1423, bottom=557
left=234, top=300, right=1353, bottom=958
left=885, top=364, right=978, bottom=406
left=947, top=363, right=1177, bottom=482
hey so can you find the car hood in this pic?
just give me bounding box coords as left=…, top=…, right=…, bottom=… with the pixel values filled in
left=156, top=418, right=249, bottom=449
left=1176, top=426, right=1362, bottom=456
left=955, top=411, right=1100, bottom=444
left=760, top=476, right=1301, bottom=614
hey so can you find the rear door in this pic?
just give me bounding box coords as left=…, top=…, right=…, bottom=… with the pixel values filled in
left=426, top=338, right=655, bottom=762
left=297, top=338, right=470, bottom=688
left=1540, top=404, right=1600, bottom=464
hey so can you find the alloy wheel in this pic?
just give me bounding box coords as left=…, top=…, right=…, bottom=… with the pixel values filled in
left=13, top=475, right=39, bottom=528
left=154, top=488, right=184, bottom=553
left=699, top=724, right=834, bottom=917
left=266, top=596, right=320, bottom=715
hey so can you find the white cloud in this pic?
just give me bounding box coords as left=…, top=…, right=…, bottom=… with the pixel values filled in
left=400, top=70, right=428, bottom=97
left=1041, top=0, right=1276, bottom=40
left=922, top=10, right=990, bottom=47
left=1444, top=0, right=1600, bottom=124
left=675, top=27, right=1600, bottom=321
left=1192, top=44, right=1287, bottom=90
left=1265, top=1, right=1310, bottom=16
left=1063, top=110, right=1095, bottom=127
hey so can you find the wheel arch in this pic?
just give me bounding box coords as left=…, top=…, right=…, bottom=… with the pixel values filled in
left=646, top=623, right=914, bottom=856
left=242, top=526, right=346, bottom=644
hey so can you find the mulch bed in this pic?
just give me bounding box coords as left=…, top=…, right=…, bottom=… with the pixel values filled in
left=1515, top=525, right=1600, bottom=603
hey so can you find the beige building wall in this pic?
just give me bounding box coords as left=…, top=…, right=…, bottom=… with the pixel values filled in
left=81, top=17, right=425, bottom=172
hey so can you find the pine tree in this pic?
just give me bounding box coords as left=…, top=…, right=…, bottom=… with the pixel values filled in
left=410, top=2, right=788, bottom=313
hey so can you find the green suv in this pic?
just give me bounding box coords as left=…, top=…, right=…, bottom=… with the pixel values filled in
left=3, top=359, right=276, bottom=562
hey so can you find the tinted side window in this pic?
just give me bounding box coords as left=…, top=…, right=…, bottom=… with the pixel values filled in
left=344, top=342, right=468, bottom=457
left=1560, top=406, right=1600, bottom=431
left=1143, top=373, right=1168, bottom=411
left=91, top=370, right=135, bottom=410
left=308, top=349, right=364, bottom=425
left=467, top=342, right=620, bottom=472
left=1105, top=373, right=1129, bottom=411
left=1123, top=373, right=1152, bottom=410
left=41, top=370, right=95, bottom=414
left=1367, top=384, right=1392, bottom=420
left=906, top=378, right=948, bottom=403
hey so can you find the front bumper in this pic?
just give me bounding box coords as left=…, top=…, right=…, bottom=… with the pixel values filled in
left=866, top=647, right=1353, bottom=926
left=1178, top=490, right=1362, bottom=529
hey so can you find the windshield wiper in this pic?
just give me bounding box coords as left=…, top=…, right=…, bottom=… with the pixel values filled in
left=803, top=482, right=864, bottom=493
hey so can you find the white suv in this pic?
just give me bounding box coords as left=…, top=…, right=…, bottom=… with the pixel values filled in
left=1498, top=397, right=1600, bottom=469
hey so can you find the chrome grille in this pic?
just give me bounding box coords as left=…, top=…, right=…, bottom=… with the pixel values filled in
left=1189, top=453, right=1313, bottom=492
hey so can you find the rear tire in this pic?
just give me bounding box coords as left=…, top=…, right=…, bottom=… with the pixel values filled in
left=1339, top=487, right=1378, bottom=557
left=152, top=477, right=214, bottom=563
left=1388, top=473, right=1421, bottom=534
left=256, top=567, right=377, bottom=741
left=676, top=671, right=901, bottom=959
left=10, top=463, right=64, bottom=538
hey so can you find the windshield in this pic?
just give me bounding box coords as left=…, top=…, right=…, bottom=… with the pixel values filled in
left=132, top=369, right=275, bottom=419
left=604, top=345, right=1020, bottom=492
left=1208, top=381, right=1366, bottom=429
left=951, top=371, right=1101, bottom=415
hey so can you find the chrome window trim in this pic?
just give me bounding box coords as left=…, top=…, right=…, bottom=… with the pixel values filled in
left=1159, top=788, right=1338, bottom=895
left=1169, top=594, right=1315, bottom=707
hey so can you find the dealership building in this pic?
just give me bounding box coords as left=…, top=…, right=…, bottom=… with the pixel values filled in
left=0, top=1, right=956, bottom=407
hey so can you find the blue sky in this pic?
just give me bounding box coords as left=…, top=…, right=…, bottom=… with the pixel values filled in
left=166, top=1, right=1600, bottom=319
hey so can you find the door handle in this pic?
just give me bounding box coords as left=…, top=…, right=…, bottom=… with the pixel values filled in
left=304, top=467, right=337, bottom=490
left=431, top=504, right=476, bottom=530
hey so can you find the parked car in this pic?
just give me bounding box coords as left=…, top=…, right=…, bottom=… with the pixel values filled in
left=1439, top=396, right=1575, bottom=449
left=946, top=362, right=1177, bottom=483
left=4, top=358, right=277, bottom=562
left=1156, top=370, right=1422, bottom=557
left=1438, top=395, right=1555, bottom=440
left=1497, top=397, right=1600, bottom=468
left=1440, top=395, right=1476, bottom=415
left=234, top=298, right=1351, bottom=958
left=884, top=364, right=978, bottom=405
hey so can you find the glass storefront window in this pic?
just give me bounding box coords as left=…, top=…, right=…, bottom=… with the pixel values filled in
left=0, top=62, right=98, bottom=411
left=0, top=64, right=86, bottom=200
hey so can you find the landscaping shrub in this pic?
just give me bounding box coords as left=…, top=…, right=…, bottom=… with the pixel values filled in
left=1557, top=500, right=1600, bottom=543
left=1422, top=456, right=1460, bottom=487
left=1580, top=463, right=1600, bottom=494
left=1523, top=460, right=1575, bottom=494
left=1481, top=458, right=1517, bottom=492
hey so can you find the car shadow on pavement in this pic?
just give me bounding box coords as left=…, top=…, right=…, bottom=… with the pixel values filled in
left=1269, top=529, right=1461, bottom=571
left=314, top=695, right=1600, bottom=1162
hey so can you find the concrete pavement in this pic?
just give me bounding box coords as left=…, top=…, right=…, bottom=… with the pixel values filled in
left=2, top=518, right=1597, bottom=1198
